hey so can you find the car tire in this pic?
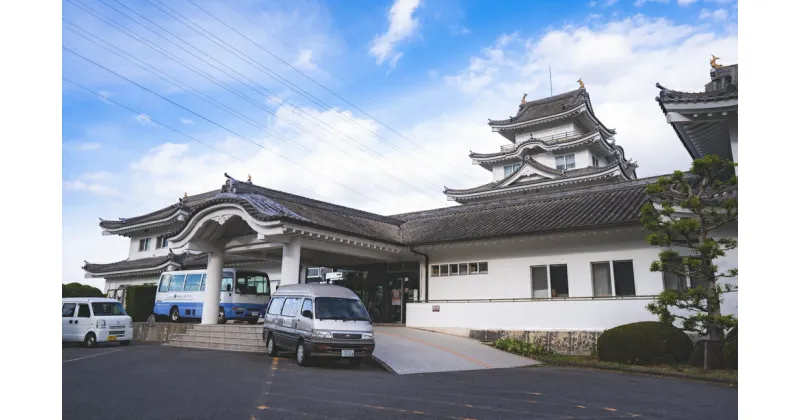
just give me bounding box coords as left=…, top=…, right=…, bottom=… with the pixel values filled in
left=349, top=358, right=362, bottom=368
left=218, top=307, right=227, bottom=324
left=266, top=334, right=278, bottom=357
left=84, top=332, right=97, bottom=348
left=170, top=307, right=181, bottom=323
left=120, top=340, right=132, bottom=347
left=296, top=341, right=309, bottom=367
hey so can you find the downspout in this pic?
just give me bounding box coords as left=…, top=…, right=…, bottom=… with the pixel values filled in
left=410, top=248, right=429, bottom=303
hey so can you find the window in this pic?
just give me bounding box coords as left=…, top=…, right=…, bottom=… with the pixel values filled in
left=138, top=238, right=151, bottom=251
left=479, top=262, right=488, bottom=274
left=168, top=275, right=186, bottom=292
left=555, top=154, right=576, bottom=170
left=468, top=263, right=478, bottom=275
left=91, top=302, right=127, bottom=316
left=236, top=272, right=270, bottom=295
left=301, top=299, right=313, bottom=317
left=158, top=274, right=171, bottom=292
left=221, top=275, right=233, bottom=292
left=592, top=156, right=600, bottom=167
left=440, top=264, right=450, bottom=276
left=315, top=297, right=369, bottom=321
left=592, top=261, right=636, bottom=297
left=530, top=264, right=569, bottom=298
left=267, top=297, right=285, bottom=315
left=663, top=259, right=702, bottom=292
left=62, top=303, right=76, bottom=317
left=431, top=262, right=489, bottom=277
left=281, top=298, right=301, bottom=317
left=503, top=163, right=522, bottom=177
left=156, top=236, right=169, bottom=249
left=184, top=274, right=203, bottom=292
left=77, top=304, right=91, bottom=318
left=431, top=265, right=440, bottom=277
left=458, top=263, right=468, bottom=275
left=449, top=264, right=459, bottom=275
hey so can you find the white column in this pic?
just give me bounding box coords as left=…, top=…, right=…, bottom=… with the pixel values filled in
left=201, top=251, right=224, bottom=325
left=280, top=240, right=302, bottom=285
left=299, top=265, right=308, bottom=284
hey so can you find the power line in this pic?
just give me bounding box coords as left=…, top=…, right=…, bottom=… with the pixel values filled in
left=62, top=21, right=449, bottom=204
left=67, top=0, right=451, bottom=197
left=63, top=46, right=394, bottom=211
left=64, top=0, right=451, bottom=202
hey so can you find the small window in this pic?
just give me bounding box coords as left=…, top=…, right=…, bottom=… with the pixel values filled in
left=458, top=263, right=468, bottom=275
left=449, top=264, right=459, bottom=275
left=550, top=265, right=569, bottom=297
left=431, top=265, right=440, bottom=277
left=468, top=263, right=478, bottom=274
left=613, top=261, right=636, bottom=296
left=591, top=262, right=613, bottom=297
left=62, top=303, right=76, bottom=317
left=168, top=275, right=186, bottom=292
left=267, top=297, right=285, bottom=315
left=301, top=299, right=313, bottom=317
left=158, top=275, right=171, bottom=292
left=531, top=266, right=549, bottom=298
left=478, top=262, right=488, bottom=274
left=555, top=154, right=576, bottom=170
left=221, top=276, right=233, bottom=292
left=281, top=298, right=301, bottom=317
left=592, top=156, right=600, bottom=167
left=503, top=163, right=522, bottom=177
left=663, top=259, right=693, bottom=292
left=184, top=274, right=202, bottom=292
left=440, top=264, right=450, bottom=276
left=155, top=236, right=169, bottom=249
left=77, top=304, right=91, bottom=318
left=138, top=238, right=151, bottom=251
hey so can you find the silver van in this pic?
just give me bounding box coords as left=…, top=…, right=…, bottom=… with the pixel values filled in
left=262, top=284, right=375, bottom=367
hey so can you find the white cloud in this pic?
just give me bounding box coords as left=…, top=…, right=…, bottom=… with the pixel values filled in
left=603, top=0, right=619, bottom=6
left=678, top=0, right=699, bottom=5
left=180, top=118, right=194, bottom=125
left=293, top=49, right=317, bottom=71
left=63, top=180, right=120, bottom=197
left=64, top=141, right=101, bottom=151
left=699, top=8, right=729, bottom=21
left=634, top=0, right=669, bottom=6
left=369, top=0, right=422, bottom=66
left=451, top=26, right=471, bottom=35
left=134, top=113, right=153, bottom=125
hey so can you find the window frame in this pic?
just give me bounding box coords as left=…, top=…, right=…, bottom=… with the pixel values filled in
left=555, top=153, right=576, bottom=170
left=530, top=264, right=568, bottom=298
left=662, top=258, right=702, bottom=292
left=503, top=162, right=522, bottom=177
left=280, top=297, right=301, bottom=317
left=62, top=303, right=77, bottom=317
left=612, top=260, right=637, bottom=297
left=591, top=260, right=636, bottom=297
left=184, top=273, right=203, bottom=292
left=168, top=274, right=187, bottom=292
left=77, top=304, right=91, bottom=318
left=267, top=297, right=286, bottom=316
left=592, top=155, right=600, bottom=167
left=430, top=265, right=440, bottom=277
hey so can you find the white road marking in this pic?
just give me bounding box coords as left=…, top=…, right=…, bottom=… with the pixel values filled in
left=63, top=348, right=124, bottom=363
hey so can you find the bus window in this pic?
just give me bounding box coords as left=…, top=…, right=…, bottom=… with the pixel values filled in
left=168, top=275, right=186, bottom=292
left=221, top=276, right=233, bottom=292
left=159, top=274, right=171, bottom=292
left=237, top=272, right=270, bottom=295
left=184, top=274, right=202, bottom=291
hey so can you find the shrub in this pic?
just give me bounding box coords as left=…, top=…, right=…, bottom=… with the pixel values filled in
left=62, top=282, right=104, bottom=298
left=493, top=337, right=553, bottom=358
left=124, top=285, right=157, bottom=322
left=725, top=328, right=738, bottom=369
left=597, top=321, right=692, bottom=366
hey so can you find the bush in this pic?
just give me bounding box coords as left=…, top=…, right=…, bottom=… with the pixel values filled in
left=62, top=282, right=104, bottom=298
left=597, top=321, right=692, bottom=366
left=493, top=337, right=553, bottom=358
left=124, top=285, right=157, bottom=322
left=725, top=328, right=738, bottom=369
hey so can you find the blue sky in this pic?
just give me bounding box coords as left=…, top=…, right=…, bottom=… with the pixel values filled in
left=63, top=0, right=738, bottom=289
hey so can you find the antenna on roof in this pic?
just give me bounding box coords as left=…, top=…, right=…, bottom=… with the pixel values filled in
left=549, top=66, right=553, bottom=96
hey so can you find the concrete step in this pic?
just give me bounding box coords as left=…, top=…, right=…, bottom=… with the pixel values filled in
left=171, top=334, right=264, bottom=346
left=165, top=324, right=267, bottom=354
left=165, top=341, right=267, bottom=353
left=182, top=331, right=262, bottom=339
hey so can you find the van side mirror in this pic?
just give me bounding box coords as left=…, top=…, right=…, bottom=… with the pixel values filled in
left=301, top=310, right=313, bottom=319
left=226, top=284, right=232, bottom=292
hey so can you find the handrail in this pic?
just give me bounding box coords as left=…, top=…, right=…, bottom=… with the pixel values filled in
left=500, top=130, right=585, bottom=152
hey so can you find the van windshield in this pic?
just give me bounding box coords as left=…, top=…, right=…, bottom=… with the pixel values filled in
left=314, top=298, right=370, bottom=321
left=91, top=302, right=127, bottom=316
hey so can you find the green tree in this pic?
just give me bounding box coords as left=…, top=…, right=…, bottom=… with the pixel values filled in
left=62, top=282, right=104, bottom=298
left=640, top=155, right=738, bottom=371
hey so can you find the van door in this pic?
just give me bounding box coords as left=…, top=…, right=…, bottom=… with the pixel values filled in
left=276, top=297, right=301, bottom=348
left=296, top=299, right=314, bottom=342
left=75, top=303, right=92, bottom=342
left=62, top=303, right=77, bottom=341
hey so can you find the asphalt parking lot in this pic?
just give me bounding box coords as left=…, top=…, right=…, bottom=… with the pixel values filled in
left=63, top=342, right=737, bottom=420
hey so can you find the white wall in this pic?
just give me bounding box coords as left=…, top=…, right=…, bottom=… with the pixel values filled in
left=105, top=276, right=160, bottom=294
left=514, top=122, right=576, bottom=143
left=406, top=298, right=659, bottom=331
left=127, top=230, right=182, bottom=260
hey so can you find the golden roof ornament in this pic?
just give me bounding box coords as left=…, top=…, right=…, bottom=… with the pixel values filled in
left=521, top=93, right=528, bottom=104
left=183, top=192, right=188, bottom=199
left=577, top=78, right=585, bottom=89
left=710, top=55, right=722, bottom=69
left=247, top=173, right=252, bottom=183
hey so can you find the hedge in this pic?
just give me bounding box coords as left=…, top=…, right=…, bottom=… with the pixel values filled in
left=725, top=327, right=738, bottom=369
left=597, top=321, right=693, bottom=366
left=62, top=282, right=104, bottom=298
left=124, top=285, right=157, bottom=322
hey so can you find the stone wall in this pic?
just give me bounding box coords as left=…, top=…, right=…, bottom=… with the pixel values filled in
left=470, top=329, right=601, bottom=356
left=133, top=322, right=193, bottom=343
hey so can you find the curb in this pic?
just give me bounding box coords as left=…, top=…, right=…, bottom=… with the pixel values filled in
left=371, top=355, right=399, bottom=375
left=538, top=358, right=737, bottom=386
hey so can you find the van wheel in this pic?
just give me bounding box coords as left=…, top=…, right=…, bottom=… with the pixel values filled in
left=170, top=307, right=181, bottom=323
left=218, top=307, right=227, bottom=324
left=296, top=341, right=309, bottom=366
left=266, top=334, right=278, bottom=357
left=84, top=332, right=97, bottom=348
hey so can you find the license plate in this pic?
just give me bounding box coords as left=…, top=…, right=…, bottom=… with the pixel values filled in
left=251, top=312, right=259, bottom=317
left=341, top=350, right=354, bottom=358
left=108, top=335, right=117, bottom=341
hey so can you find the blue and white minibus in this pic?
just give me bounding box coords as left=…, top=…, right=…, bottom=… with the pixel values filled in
left=154, top=268, right=271, bottom=324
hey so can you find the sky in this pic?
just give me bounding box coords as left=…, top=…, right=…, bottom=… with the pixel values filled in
left=62, top=0, right=739, bottom=291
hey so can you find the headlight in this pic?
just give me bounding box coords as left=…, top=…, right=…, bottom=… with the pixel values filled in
left=312, top=330, right=333, bottom=339
left=361, top=333, right=374, bottom=340
left=96, top=320, right=106, bottom=329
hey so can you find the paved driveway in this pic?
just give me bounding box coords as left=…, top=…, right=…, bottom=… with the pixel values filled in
left=63, top=343, right=737, bottom=420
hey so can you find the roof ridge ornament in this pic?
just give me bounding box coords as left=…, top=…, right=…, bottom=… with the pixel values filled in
left=577, top=78, right=585, bottom=89
left=247, top=173, right=252, bottom=184
left=521, top=93, right=527, bottom=104
left=222, top=172, right=239, bottom=194
left=710, top=54, right=722, bottom=69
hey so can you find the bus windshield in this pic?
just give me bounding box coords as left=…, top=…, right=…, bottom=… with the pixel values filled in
left=91, top=302, right=127, bottom=316
left=235, top=272, right=270, bottom=295
left=314, top=298, right=370, bottom=321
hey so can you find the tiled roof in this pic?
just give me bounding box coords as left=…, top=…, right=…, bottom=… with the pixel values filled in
left=470, top=130, right=600, bottom=160
left=488, top=89, right=587, bottom=127
left=397, top=179, right=654, bottom=245
left=99, top=191, right=217, bottom=230
left=656, top=64, right=738, bottom=105
left=83, top=251, right=271, bottom=276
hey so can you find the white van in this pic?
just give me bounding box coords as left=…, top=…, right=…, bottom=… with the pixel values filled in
left=62, top=298, right=134, bottom=347
left=262, top=284, right=375, bottom=367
